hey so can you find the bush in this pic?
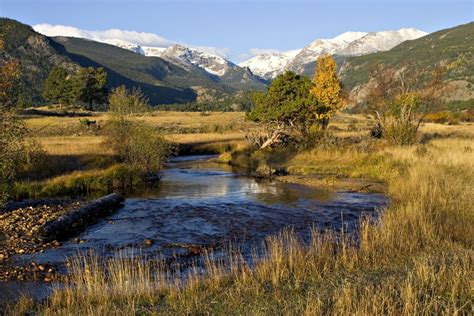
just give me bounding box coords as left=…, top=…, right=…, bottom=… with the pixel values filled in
left=106, top=119, right=171, bottom=173
left=424, top=111, right=459, bottom=124
left=0, top=109, right=45, bottom=206
left=459, top=109, right=474, bottom=122
left=381, top=116, right=420, bottom=145
left=105, top=85, right=171, bottom=173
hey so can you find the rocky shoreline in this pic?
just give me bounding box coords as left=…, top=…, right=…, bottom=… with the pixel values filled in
left=0, top=194, right=124, bottom=282
left=0, top=202, right=80, bottom=282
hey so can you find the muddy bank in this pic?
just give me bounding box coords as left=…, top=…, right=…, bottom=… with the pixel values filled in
left=276, top=174, right=386, bottom=194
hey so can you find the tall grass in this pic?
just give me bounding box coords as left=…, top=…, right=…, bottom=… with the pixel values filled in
left=9, top=138, right=474, bottom=315
left=13, top=164, right=146, bottom=199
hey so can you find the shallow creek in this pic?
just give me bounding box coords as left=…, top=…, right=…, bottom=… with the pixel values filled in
left=0, top=155, right=387, bottom=303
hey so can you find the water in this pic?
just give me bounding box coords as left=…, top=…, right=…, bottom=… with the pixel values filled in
left=1, top=155, right=387, bottom=303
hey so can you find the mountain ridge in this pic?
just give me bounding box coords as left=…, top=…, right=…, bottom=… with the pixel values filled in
left=0, top=18, right=267, bottom=106
left=241, top=28, right=428, bottom=78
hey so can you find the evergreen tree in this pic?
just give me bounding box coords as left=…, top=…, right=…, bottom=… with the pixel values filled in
left=247, top=71, right=316, bottom=148
left=247, top=71, right=314, bottom=126
left=43, top=67, right=77, bottom=107
left=75, top=67, right=107, bottom=110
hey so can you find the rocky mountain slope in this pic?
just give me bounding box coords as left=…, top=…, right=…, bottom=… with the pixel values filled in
left=339, top=22, right=474, bottom=104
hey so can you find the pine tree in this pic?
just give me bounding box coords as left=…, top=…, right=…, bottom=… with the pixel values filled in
left=75, top=67, right=107, bottom=110
left=43, top=67, right=76, bottom=107
left=310, top=54, right=344, bottom=129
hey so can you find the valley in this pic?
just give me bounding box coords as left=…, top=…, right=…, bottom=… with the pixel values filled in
left=0, top=7, right=473, bottom=315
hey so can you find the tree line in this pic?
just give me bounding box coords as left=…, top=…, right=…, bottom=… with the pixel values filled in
left=43, top=66, right=108, bottom=110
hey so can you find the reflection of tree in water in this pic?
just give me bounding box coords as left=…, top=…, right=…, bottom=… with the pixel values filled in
left=134, top=159, right=335, bottom=206
left=250, top=180, right=334, bottom=206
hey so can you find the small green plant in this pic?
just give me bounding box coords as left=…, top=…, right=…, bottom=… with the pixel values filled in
left=105, top=86, right=171, bottom=173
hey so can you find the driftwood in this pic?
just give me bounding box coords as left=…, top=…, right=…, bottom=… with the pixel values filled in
left=41, top=193, right=124, bottom=240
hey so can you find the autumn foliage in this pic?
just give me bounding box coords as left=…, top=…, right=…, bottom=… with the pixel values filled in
left=310, top=54, right=344, bottom=128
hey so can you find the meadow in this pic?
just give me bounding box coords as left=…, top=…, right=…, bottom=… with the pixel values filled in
left=6, top=109, right=473, bottom=314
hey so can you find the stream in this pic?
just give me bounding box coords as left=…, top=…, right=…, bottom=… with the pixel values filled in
left=0, top=155, right=387, bottom=303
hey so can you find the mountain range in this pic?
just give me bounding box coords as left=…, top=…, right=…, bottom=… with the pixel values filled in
left=2, top=17, right=472, bottom=108
left=239, top=28, right=427, bottom=79
left=0, top=18, right=266, bottom=105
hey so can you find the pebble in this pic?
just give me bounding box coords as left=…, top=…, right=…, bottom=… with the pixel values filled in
left=144, top=238, right=154, bottom=246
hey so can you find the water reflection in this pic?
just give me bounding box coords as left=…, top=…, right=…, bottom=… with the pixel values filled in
left=17, top=155, right=387, bottom=266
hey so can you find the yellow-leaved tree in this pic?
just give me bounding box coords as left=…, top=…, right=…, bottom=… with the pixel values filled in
left=310, top=54, right=345, bottom=129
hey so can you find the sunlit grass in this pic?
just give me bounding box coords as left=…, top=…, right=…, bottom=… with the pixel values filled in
left=9, top=134, right=473, bottom=315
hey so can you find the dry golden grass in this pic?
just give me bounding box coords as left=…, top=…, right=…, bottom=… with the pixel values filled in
left=419, top=121, right=474, bottom=137
left=24, top=111, right=473, bottom=156
left=9, top=134, right=473, bottom=315
left=34, top=136, right=111, bottom=156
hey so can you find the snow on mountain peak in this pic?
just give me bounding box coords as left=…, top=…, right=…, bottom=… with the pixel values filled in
left=104, top=39, right=145, bottom=55
left=238, top=49, right=300, bottom=79
left=332, top=31, right=369, bottom=43
left=339, top=28, right=428, bottom=56
left=160, top=44, right=235, bottom=76
left=243, top=28, right=427, bottom=77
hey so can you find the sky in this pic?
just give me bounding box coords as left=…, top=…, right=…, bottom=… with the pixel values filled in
left=1, top=0, right=473, bottom=62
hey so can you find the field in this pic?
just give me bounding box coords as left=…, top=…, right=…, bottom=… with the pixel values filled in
left=5, top=109, right=474, bottom=314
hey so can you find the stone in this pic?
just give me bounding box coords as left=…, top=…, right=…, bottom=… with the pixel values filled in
left=144, top=238, right=154, bottom=246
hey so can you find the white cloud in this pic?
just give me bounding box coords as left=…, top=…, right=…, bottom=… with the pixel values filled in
left=32, top=23, right=229, bottom=58
left=239, top=48, right=301, bottom=61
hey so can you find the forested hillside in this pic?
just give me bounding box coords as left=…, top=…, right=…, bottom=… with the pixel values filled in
left=340, top=22, right=474, bottom=102
left=0, top=18, right=266, bottom=106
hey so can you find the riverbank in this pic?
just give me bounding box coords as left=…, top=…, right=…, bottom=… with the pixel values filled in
left=6, top=133, right=472, bottom=314
left=3, top=111, right=473, bottom=314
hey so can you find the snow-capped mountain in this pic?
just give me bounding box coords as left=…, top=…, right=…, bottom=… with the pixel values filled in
left=99, top=40, right=237, bottom=77
left=142, top=46, right=166, bottom=57
left=239, top=50, right=300, bottom=79
left=285, top=32, right=367, bottom=72
left=339, top=28, right=428, bottom=56
left=159, top=44, right=236, bottom=76
left=104, top=39, right=146, bottom=55
left=242, top=28, right=428, bottom=78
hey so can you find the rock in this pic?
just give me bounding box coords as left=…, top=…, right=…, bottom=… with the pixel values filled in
left=41, top=193, right=124, bottom=240
left=144, top=238, right=154, bottom=246
left=187, top=245, right=203, bottom=255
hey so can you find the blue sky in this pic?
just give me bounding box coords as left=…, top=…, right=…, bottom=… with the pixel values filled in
left=1, top=0, right=473, bottom=61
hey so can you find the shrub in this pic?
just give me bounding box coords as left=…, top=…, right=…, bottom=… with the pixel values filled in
left=382, top=116, right=420, bottom=145
left=459, top=109, right=474, bottom=122
left=0, top=109, right=45, bottom=206
left=424, top=111, right=459, bottom=124
left=106, top=86, right=171, bottom=173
